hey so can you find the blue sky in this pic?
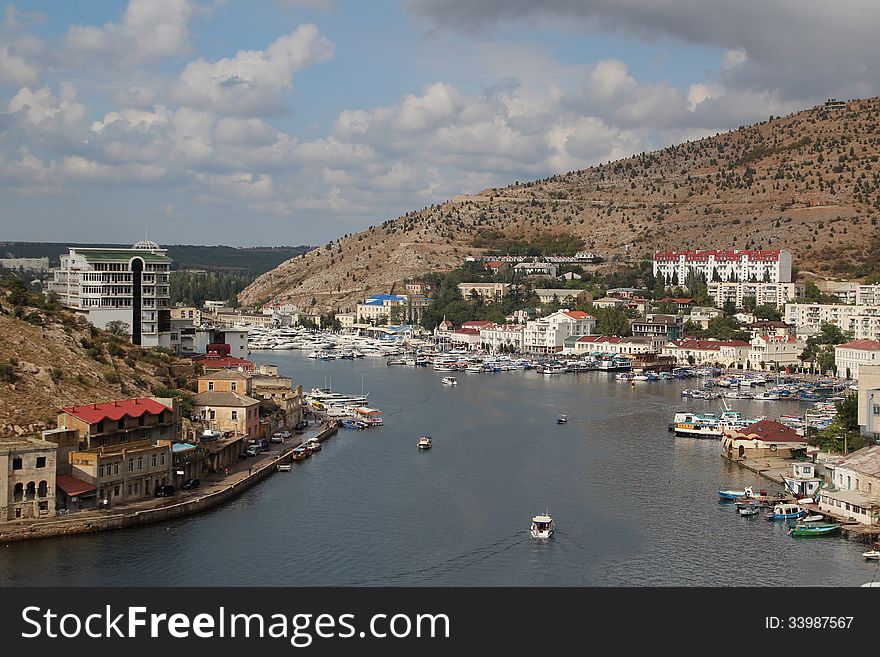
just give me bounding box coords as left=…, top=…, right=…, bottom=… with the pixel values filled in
left=1, top=1, right=878, bottom=247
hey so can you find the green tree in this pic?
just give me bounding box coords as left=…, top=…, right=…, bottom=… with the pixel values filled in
left=752, top=304, right=782, bottom=321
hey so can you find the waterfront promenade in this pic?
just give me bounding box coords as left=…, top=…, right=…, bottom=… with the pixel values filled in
left=0, top=423, right=337, bottom=544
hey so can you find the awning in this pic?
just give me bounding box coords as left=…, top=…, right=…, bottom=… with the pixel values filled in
left=56, top=475, right=97, bottom=497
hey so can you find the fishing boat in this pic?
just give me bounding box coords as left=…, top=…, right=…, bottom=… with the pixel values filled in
left=739, top=505, right=760, bottom=517
left=862, top=550, right=880, bottom=560
left=417, top=436, right=432, bottom=450
left=766, top=503, right=808, bottom=520
left=441, top=376, right=458, bottom=386
left=557, top=414, right=568, bottom=424
left=788, top=523, right=840, bottom=537
left=530, top=513, right=555, bottom=539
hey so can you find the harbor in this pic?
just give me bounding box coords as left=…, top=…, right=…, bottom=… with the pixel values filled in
left=0, top=352, right=876, bottom=586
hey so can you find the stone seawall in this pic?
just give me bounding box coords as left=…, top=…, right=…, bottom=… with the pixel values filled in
left=0, top=425, right=338, bottom=543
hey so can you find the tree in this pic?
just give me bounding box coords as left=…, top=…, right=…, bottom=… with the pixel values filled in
left=106, top=320, right=131, bottom=337
left=593, top=307, right=632, bottom=336
left=753, top=304, right=782, bottom=321
left=810, top=393, right=869, bottom=453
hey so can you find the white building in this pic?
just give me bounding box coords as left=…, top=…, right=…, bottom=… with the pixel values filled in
left=49, top=241, right=172, bottom=347
left=574, top=335, right=656, bottom=355
left=818, top=445, right=880, bottom=526
left=534, top=288, right=591, bottom=305
left=785, top=303, right=880, bottom=340
left=688, top=306, right=724, bottom=329
left=480, top=324, right=525, bottom=352
left=513, top=262, right=558, bottom=278
left=747, top=334, right=804, bottom=371
left=523, top=310, right=596, bottom=354
left=858, top=365, right=880, bottom=441
left=835, top=340, right=880, bottom=380
left=356, top=294, right=407, bottom=324
left=0, top=257, right=49, bottom=272
left=653, top=249, right=792, bottom=285
left=857, top=285, right=880, bottom=307
left=661, top=339, right=750, bottom=367
left=457, top=282, right=510, bottom=303
left=707, top=281, right=800, bottom=309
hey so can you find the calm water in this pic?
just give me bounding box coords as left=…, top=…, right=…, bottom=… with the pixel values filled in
left=1, top=353, right=878, bottom=587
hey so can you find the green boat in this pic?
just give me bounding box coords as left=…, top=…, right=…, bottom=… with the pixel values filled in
left=788, top=523, right=841, bottom=537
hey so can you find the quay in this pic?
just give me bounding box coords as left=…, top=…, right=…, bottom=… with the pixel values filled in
left=0, top=423, right=338, bottom=544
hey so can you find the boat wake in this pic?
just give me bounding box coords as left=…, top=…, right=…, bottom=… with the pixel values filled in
left=341, top=533, right=528, bottom=585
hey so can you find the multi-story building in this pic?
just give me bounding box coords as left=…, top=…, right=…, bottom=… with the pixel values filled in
left=0, top=257, right=50, bottom=272
left=661, top=339, right=750, bottom=368
left=816, top=281, right=859, bottom=305
left=785, top=303, right=880, bottom=339
left=523, top=310, right=596, bottom=354
left=653, top=249, right=792, bottom=285
left=69, top=439, right=172, bottom=504
left=858, top=365, right=880, bottom=441
left=573, top=335, right=657, bottom=356
left=356, top=294, right=408, bottom=324
left=513, top=262, right=558, bottom=278
left=707, top=282, right=801, bottom=309
left=857, top=285, right=880, bottom=307
left=631, top=314, right=683, bottom=343
left=480, top=324, right=525, bottom=353
left=687, top=307, right=724, bottom=329
left=57, top=398, right=179, bottom=450
left=534, top=289, right=592, bottom=305
left=818, top=445, right=880, bottom=526
left=1, top=437, right=58, bottom=521
left=192, top=389, right=261, bottom=439
left=457, top=282, right=510, bottom=303
left=49, top=241, right=172, bottom=347
left=747, top=334, right=804, bottom=371
left=835, top=340, right=880, bottom=380
left=173, top=326, right=249, bottom=358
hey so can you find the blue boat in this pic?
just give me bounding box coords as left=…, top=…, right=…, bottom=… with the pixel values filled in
left=340, top=418, right=365, bottom=430
left=766, top=503, right=807, bottom=520
left=719, top=486, right=753, bottom=501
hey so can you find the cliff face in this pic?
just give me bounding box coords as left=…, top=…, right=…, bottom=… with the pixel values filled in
left=0, top=305, right=197, bottom=437
left=240, top=98, right=880, bottom=312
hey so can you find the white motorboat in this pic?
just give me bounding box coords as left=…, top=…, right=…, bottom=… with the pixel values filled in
left=530, top=513, right=555, bottom=539
left=417, top=436, right=432, bottom=449
left=863, top=550, right=880, bottom=560
left=441, top=376, right=457, bottom=386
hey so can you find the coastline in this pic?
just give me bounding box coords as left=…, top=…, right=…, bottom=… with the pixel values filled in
left=0, top=424, right=338, bottom=544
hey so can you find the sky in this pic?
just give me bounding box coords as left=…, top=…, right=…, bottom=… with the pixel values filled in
left=1, top=1, right=879, bottom=247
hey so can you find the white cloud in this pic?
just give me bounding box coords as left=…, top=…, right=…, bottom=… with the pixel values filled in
left=172, top=23, right=334, bottom=115
left=686, top=83, right=719, bottom=111
left=64, top=0, right=198, bottom=68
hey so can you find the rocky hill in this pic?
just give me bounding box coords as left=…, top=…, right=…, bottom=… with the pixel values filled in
left=0, top=279, right=198, bottom=437
left=240, top=97, right=880, bottom=312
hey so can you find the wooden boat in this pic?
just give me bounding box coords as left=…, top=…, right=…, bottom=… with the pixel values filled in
left=766, top=503, right=807, bottom=520
left=788, top=523, right=840, bottom=537
left=738, top=505, right=759, bottom=517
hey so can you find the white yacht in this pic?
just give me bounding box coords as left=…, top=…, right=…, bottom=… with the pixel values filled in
left=441, top=376, right=458, bottom=386
left=417, top=436, right=432, bottom=450
left=530, top=513, right=555, bottom=539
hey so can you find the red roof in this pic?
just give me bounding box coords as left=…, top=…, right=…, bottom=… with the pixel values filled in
left=61, top=398, right=170, bottom=425
left=192, top=353, right=255, bottom=371
left=56, top=475, right=98, bottom=497
left=837, top=340, right=880, bottom=351
left=563, top=311, right=595, bottom=320
left=454, top=328, right=482, bottom=335
left=461, top=320, right=495, bottom=328
left=738, top=419, right=804, bottom=443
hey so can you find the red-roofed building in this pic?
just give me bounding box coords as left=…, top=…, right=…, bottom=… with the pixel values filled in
left=58, top=398, right=178, bottom=450
left=573, top=335, right=656, bottom=355
left=653, top=249, right=792, bottom=285
left=449, top=326, right=487, bottom=350
left=662, top=338, right=750, bottom=367
left=835, top=339, right=880, bottom=380
left=524, top=309, right=596, bottom=354
left=722, top=419, right=806, bottom=460
left=191, top=347, right=255, bottom=373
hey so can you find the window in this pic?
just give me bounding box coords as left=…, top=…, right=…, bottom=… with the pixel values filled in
left=231, top=382, right=237, bottom=391
left=128, top=459, right=133, bottom=472
left=160, top=454, right=165, bottom=465
left=209, top=410, right=216, bottom=420
left=99, top=465, right=105, bottom=478
left=208, top=381, right=214, bottom=391
left=114, top=463, right=119, bottom=475
left=12, top=457, right=22, bottom=470
left=36, top=457, right=46, bottom=468
left=137, top=457, right=143, bottom=470
left=232, top=410, right=238, bottom=421
left=151, top=454, right=157, bottom=467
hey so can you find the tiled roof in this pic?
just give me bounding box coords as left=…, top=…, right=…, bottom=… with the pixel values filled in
left=836, top=339, right=880, bottom=351
left=666, top=339, right=750, bottom=349
left=739, top=419, right=804, bottom=443
left=563, top=310, right=594, bottom=320
left=56, top=475, right=97, bottom=497
left=61, top=398, right=170, bottom=425
left=835, top=445, right=880, bottom=477
left=193, top=391, right=260, bottom=407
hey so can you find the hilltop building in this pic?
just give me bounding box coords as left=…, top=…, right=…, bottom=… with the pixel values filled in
left=49, top=241, right=172, bottom=347
left=653, top=249, right=792, bottom=286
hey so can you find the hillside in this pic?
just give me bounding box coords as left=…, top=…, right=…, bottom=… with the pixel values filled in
left=240, top=98, right=880, bottom=312
left=0, top=277, right=198, bottom=437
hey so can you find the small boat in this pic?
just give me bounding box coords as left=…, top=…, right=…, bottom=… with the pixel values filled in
left=441, top=376, right=458, bottom=386
left=340, top=418, right=365, bottom=430
left=292, top=446, right=309, bottom=461
left=788, top=523, right=840, bottom=537
left=767, top=503, right=808, bottom=520
left=862, top=550, right=880, bottom=560
left=530, top=513, right=555, bottom=539
left=557, top=414, right=568, bottom=424
left=277, top=463, right=292, bottom=472
left=719, top=486, right=753, bottom=501
left=801, top=514, right=825, bottom=523
left=739, top=505, right=760, bottom=517
left=417, top=436, right=432, bottom=450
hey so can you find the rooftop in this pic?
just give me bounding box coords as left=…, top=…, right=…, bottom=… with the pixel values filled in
left=837, top=340, right=880, bottom=351
left=193, top=390, right=260, bottom=407
left=61, top=398, right=171, bottom=425
left=738, top=419, right=804, bottom=443
left=835, top=445, right=880, bottom=478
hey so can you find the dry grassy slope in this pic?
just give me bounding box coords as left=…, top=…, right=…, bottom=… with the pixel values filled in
left=240, top=97, right=880, bottom=312
left=0, top=310, right=196, bottom=437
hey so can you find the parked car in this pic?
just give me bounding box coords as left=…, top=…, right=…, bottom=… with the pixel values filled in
left=295, top=420, right=308, bottom=431
left=245, top=446, right=260, bottom=457
left=154, top=485, right=176, bottom=497
left=256, top=438, right=270, bottom=452
left=270, top=433, right=285, bottom=444
left=182, top=478, right=200, bottom=490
